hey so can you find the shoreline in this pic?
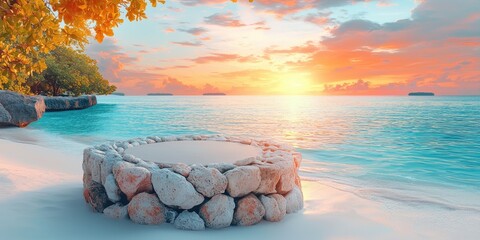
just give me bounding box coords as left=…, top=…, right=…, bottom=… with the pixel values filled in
left=1, top=137, right=479, bottom=239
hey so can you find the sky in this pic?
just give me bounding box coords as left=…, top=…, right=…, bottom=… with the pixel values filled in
left=85, top=0, right=480, bottom=95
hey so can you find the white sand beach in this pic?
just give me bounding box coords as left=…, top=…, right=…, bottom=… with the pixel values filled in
left=0, top=137, right=479, bottom=240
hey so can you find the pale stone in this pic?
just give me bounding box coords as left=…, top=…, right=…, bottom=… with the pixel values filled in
left=172, top=163, right=192, bottom=177
left=233, top=194, right=265, bottom=226
left=225, top=166, right=261, bottom=197
left=104, top=174, right=122, bottom=202
left=255, top=163, right=282, bottom=194
left=112, top=161, right=135, bottom=176
left=83, top=181, right=111, bottom=213
left=187, top=166, right=227, bottom=197
left=205, top=163, right=236, bottom=173
left=199, top=194, right=235, bottom=229
left=151, top=169, right=204, bottom=209
left=136, top=160, right=159, bottom=171
left=114, top=166, right=152, bottom=200
left=174, top=211, right=205, bottom=231
left=275, top=161, right=296, bottom=194
left=122, top=154, right=140, bottom=164
left=103, top=203, right=128, bottom=219
left=284, top=186, right=304, bottom=214
left=89, top=150, right=105, bottom=184
left=233, top=157, right=256, bottom=166
left=101, top=151, right=122, bottom=185
left=260, top=194, right=286, bottom=222
left=128, top=192, right=166, bottom=225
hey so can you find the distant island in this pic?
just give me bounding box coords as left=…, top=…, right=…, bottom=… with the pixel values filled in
left=203, top=93, right=226, bottom=96
left=408, top=92, right=435, bottom=96
left=110, top=92, right=125, bottom=96
left=147, top=93, right=174, bottom=96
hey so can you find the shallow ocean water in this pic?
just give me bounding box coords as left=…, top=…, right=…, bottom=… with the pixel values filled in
left=25, top=95, right=480, bottom=211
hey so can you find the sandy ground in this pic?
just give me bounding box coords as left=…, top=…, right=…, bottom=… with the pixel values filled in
left=0, top=138, right=479, bottom=240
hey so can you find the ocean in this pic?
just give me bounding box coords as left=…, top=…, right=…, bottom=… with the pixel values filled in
left=24, top=96, right=480, bottom=211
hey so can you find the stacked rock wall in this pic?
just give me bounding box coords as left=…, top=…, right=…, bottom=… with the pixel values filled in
left=83, top=135, right=304, bottom=230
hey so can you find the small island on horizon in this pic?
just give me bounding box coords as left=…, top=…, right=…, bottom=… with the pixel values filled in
left=203, top=93, right=226, bottom=96
left=408, top=92, right=435, bottom=96
left=110, top=92, right=125, bottom=96
left=147, top=93, right=174, bottom=96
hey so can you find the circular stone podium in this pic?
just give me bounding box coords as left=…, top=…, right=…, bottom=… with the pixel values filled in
left=82, top=135, right=304, bottom=230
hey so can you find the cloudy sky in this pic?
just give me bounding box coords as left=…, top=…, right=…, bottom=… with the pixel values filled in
left=86, top=0, right=480, bottom=95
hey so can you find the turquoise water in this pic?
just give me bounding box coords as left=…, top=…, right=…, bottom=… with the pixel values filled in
left=28, top=96, right=480, bottom=209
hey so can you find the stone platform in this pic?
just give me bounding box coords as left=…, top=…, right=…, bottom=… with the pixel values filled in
left=82, top=135, right=304, bottom=230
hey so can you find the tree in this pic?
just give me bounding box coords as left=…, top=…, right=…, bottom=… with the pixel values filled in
left=1, top=0, right=249, bottom=94
left=28, top=47, right=116, bottom=96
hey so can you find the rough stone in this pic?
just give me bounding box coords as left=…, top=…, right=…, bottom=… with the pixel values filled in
left=284, top=186, right=304, bottom=214
left=233, top=157, right=256, bottom=166
left=104, top=174, right=122, bottom=202
left=174, top=211, right=205, bottom=231
left=0, top=90, right=46, bottom=127
left=275, top=161, right=296, bottom=194
left=43, top=95, right=97, bottom=111
left=204, top=163, right=236, bottom=173
left=151, top=169, right=204, bottom=209
left=187, top=166, right=227, bottom=197
left=225, top=166, right=261, bottom=197
left=199, top=194, right=235, bottom=229
left=259, top=194, right=286, bottom=222
left=83, top=181, right=112, bottom=213
left=114, top=166, right=152, bottom=200
left=165, top=208, right=178, bottom=224
left=122, top=154, right=140, bottom=164
left=128, top=192, right=166, bottom=225
left=255, top=163, right=283, bottom=195
left=233, top=194, right=265, bottom=226
left=172, top=163, right=192, bottom=177
left=103, top=203, right=128, bottom=219
left=101, top=151, right=122, bottom=185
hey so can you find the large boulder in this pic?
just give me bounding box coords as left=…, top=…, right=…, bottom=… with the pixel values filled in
left=174, top=211, right=205, bottom=231
left=233, top=194, right=265, bottom=226
left=259, top=194, right=286, bottom=222
left=43, top=95, right=97, bottom=111
left=225, top=166, right=261, bottom=197
left=199, top=194, right=235, bottom=229
left=0, top=90, right=45, bottom=127
left=187, top=165, right=227, bottom=198
left=151, top=169, right=204, bottom=209
left=127, top=192, right=166, bottom=225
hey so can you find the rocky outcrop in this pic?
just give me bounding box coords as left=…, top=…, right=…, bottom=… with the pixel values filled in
left=82, top=135, right=304, bottom=230
left=43, top=95, right=97, bottom=111
left=0, top=90, right=45, bottom=127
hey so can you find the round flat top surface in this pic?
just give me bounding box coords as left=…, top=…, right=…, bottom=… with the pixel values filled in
left=124, top=141, right=261, bottom=165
